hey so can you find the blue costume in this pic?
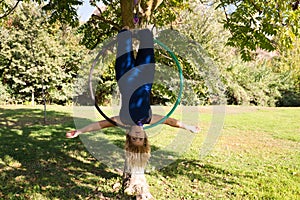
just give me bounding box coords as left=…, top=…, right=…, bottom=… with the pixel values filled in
left=115, top=29, right=155, bottom=126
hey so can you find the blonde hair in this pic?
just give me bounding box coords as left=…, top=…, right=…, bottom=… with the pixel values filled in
left=125, top=131, right=151, bottom=169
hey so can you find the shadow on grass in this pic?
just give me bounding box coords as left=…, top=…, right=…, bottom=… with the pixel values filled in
left=0, top=107, right=202, bottom=199
left=157, top=159, right=240, bottom=188
left=0, top=107, right=121, bottom=199
left=79, top=127, right=178, bottom=173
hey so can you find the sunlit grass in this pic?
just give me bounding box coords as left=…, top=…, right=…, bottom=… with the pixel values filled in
left=0, top=105, right=299, bottom=199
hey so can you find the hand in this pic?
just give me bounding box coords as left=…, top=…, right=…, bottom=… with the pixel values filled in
left=66, top=130, right=80, bottom=138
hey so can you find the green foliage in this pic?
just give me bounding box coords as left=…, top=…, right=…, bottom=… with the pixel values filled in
left=176, top=2, right=299, bottom=106
left=0, top=0, right=21, bottom=20
left=177, top=3, right=231, bottom=63
left=78, top=0, right=188, bottom=50
left=224, top=60, right=284, bottom=106
left=272, top=38, right=300, bottom=106
left=0, top=2, right=86, bottom=104
left=41, top=0, right=83, bottom=27
left=151, top=0, right=188, bottom=27
left=173, top=4, right=230, bottom=105
left=151, top=60, right=179, bottom=105
left=77, top=1, right=121, bottom=49
left=1, top=0, right=299, bottom=63
left=94, top=56, right=118, bottom=106
left=0, top=81, right=11, bottom=104
left=154, top=29, right=216, bottom=105
left=215, top=0, right=300, bottom=61
left=1, top=0, right=299, bottom=107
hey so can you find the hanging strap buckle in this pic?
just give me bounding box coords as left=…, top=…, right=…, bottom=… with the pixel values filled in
left=133, top=0, right=139, bottom=27
left=133, top=14, right=139, bottom=25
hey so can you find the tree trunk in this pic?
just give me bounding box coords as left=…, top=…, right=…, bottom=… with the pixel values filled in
left=31, top=90, right=35, bottom=106
left=120, top=0, right=134, bottom=28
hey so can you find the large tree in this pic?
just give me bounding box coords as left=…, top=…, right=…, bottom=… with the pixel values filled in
left=78, top=0, right=187, bottom=49
left=1, top=0, right=299, bottom=106
left=0, top=2, right=85, bottom=104
left=1, top=0, right=187, bottom=48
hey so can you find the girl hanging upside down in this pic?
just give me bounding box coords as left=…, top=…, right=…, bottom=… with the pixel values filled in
left=66, top=28, right=199, bottom=141
left=66, top=27, right=200, bottom=198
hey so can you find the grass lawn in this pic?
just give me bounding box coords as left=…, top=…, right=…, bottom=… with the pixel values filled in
left=0, top=105, right=299, bottom=199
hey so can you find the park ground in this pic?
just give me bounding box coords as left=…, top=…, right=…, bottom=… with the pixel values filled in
left=0, top=105, right=299, bottom=199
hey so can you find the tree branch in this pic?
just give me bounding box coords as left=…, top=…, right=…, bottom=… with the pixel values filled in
left=248, top=0, right=262, bottom=14
left=0, top=0, right=21, bottom=19
left=95, top=3, right=104, bottom=15
left=91, top=14, right=121, bottom=30
left=221, top=4, right=229, bottom=23
left=120, top=0, right=134, bottom=28
left=292, top=1, right=299, bottom=10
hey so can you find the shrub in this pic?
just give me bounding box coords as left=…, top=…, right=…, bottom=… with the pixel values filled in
left=224, top=60, right=283, bottom=106
left=0, top=82, right=11, bottom=104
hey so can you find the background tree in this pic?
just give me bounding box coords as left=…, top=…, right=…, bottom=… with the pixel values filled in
left=0, top=0, right=299, bottom=106
left=174, top=1, right=297, bottom=106
left=272, top=38, right=300, bottom=106
left=1, top=0, right=299, bottom=61
left=0, top=2, right=86, bottom=104
left=212, top=0, right=300, bottom=61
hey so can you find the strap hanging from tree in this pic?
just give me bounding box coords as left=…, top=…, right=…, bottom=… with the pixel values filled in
left=133, top=0, right=140, bottom=26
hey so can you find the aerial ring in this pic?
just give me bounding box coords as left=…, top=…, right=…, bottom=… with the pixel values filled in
left=89, top=38, right=183, bottom=130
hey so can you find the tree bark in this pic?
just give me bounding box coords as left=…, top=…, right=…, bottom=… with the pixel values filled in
left=120, top=0, right=134, bottom=28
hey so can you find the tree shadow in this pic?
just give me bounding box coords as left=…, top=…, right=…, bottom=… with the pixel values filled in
left=79, top=127, right=175, bottom=173
left=156, top=159, right=243, bottom=189
left=0, top=107, right=202, bottom=199
left=0, top=107, right=120, bottom=199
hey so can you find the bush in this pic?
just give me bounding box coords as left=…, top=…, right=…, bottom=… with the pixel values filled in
left=224, top=60, right=282, bottom=106
left=0, top=82, right=11, bottom=104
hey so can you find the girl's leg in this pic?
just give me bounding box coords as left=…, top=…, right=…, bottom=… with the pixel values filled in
left=135, top=29, right=155, bottom=66
left=77, top=116, right=120, bottom=133
left=66, top=116, right=122, bottom=138
left=115, top=29, right=138, bottom=125
left=122, top=29, right=155, bottom=125
left=115, top=29, right=135, bottom=81
left=150, top=114, right=200, bottom=133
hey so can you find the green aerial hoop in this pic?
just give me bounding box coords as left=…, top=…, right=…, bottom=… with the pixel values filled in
left=90, top=38, right=184, bottom=130
left=144, top=39, right=184, bottom=129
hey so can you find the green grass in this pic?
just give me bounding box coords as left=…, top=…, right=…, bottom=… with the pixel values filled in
left=0, top=105, right=299, bottom=199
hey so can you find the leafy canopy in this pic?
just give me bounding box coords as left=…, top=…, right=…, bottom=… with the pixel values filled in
left=215, top=0, right=300, bottom=60
left=1, top=0, right=299, bottom=60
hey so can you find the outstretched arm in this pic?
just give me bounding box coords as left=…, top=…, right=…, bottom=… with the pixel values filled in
left=66, top=116, right=121, bottom=138
left=150, top=114, right=200, bottom=133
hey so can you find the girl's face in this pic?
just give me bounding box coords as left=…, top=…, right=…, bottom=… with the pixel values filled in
left=129, top=125, right=145, bottom=146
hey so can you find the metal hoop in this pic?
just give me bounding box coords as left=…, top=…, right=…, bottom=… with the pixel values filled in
left=89, top=38, right=183, bottom=130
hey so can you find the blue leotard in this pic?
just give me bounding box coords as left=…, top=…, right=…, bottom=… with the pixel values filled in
left=115, top=29, right=155, bottom=126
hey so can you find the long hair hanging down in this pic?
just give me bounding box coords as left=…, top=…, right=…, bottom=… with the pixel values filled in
left=125, top=133, right=151, bottom=169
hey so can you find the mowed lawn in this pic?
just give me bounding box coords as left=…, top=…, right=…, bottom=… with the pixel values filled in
left=0, top=105, right=299, bottom=199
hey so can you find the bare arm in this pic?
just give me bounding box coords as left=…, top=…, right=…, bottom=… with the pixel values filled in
left=150, top=114, right=200, bottom=133
left=66, top=116, right=121, bottom=138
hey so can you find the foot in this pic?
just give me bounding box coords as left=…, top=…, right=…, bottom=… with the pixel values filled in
left=122, top=26, right=130, bottom=30
left=186, top=125, right=200, bottom=133
left=66, top=130, right=80, bottom=138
